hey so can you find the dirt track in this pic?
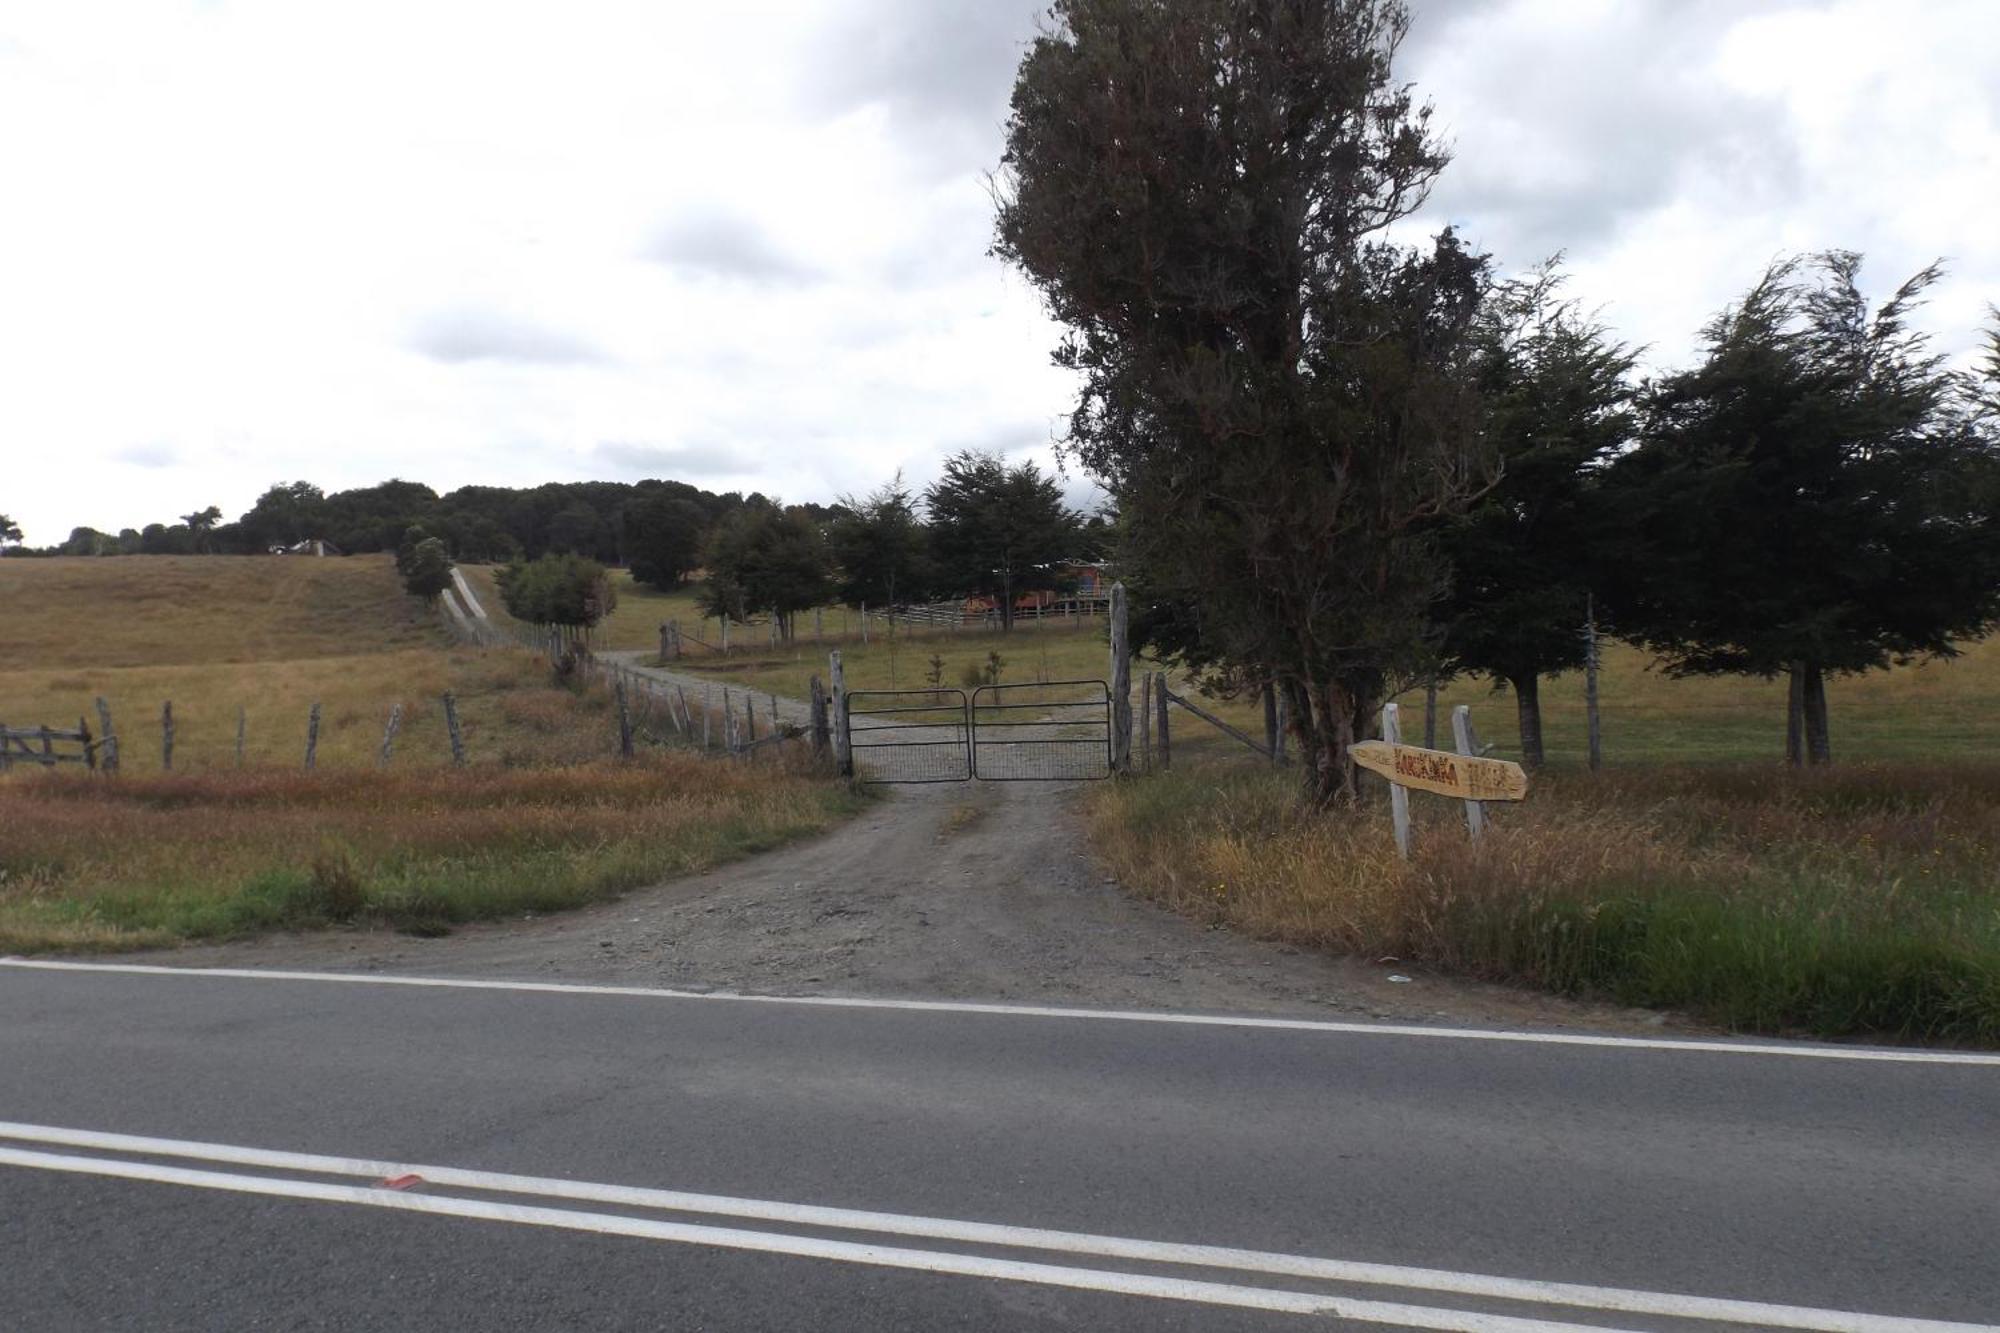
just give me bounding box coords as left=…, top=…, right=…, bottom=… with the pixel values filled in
left=155, top=656, right=1682, bottom=1033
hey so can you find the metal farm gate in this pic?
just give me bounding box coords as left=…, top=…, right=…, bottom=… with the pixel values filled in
left=842, top=689, right=973, bottom=783
left=842, top=681, right=1111, bottom=784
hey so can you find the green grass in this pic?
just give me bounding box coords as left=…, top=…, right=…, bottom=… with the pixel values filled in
left=0, top=756, right=869, bottom=952
left=1089, top=761, right=2000, bottom=1044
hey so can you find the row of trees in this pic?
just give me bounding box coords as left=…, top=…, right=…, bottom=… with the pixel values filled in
left=698, top=452, right=1094, bottom=638
left=8, top=477, right=770, bottom=570
left=996, top=0, right=2000, bottom=799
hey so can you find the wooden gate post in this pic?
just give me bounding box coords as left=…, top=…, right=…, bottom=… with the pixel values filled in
left=1451, top=705, right=1489, bottom=840
left=1108, top=583, right=1131, bottom=773
left=1381, top=702, right=1411, bottom=860
left=304, top=702, right=321, bottom=770
left=441, top=691, right=466, bottom=766
left=830, top=650, right=852, bottom=776
left=1138, top=672, right=1153, bottom=771
left=809, top=676, right=830, bottom=756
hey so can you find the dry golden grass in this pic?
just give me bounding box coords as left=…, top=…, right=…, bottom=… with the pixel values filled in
left=0, top=751, right=866, bottom=953
left=1090, top=762, right=2000, bottom=1042
left=0, top=554, right=437, bottom=667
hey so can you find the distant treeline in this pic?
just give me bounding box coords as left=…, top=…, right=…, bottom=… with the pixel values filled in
left=10, top=477, right=819, bottom=580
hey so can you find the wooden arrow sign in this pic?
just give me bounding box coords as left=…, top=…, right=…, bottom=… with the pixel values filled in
left=1350, top=740, right=1529, bottom=803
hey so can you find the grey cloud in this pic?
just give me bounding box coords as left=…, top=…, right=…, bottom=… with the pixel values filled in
left=410, top=309, right=606, bottom=366
left=647, top=209, right=820, bottom=285
left=801, top=0, right=1042, bottom=180
left=113, top=442, right=178, bottom=468
left=1404, top=0, right=1805, bottom=265
left=594, top=440, right=747, bottom=479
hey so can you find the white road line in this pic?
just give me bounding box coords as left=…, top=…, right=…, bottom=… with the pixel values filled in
left=0, top=1145, right=1641, bottom=1332
left=0, top=1121, right=1985, bottom=1333
left=4, top=957, right=1995, bottom=1065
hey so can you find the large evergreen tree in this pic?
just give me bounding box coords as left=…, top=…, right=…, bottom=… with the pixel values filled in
left=623, top=495, right=707, bottom=591
left=994, top=0, right=1489, bottom=803
left=829, top=473, right=934, bottom=608
left=698, top=505, right=833, bottom=639
left=1439, top=266, right=1636, bottom=768
left=1604, top=253, right=2000, bottom=763
left=923, top=451, right=1077, bottom=630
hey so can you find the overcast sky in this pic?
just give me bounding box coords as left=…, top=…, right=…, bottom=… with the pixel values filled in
left=2, top=0, right=1995, bottom=545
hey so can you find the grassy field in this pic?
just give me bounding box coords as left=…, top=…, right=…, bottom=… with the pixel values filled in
left=0, top=555, right=866, bottom=952
left=1090, top=761, right=2000, bottom=1044
left=0, top=555, right=634, bottom=770
left=0, top=752, right=864, bottom=953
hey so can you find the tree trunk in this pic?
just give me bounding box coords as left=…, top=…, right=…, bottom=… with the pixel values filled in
left=1287, top=676, right=1367, bottom=809
left=1786, top=666, right=1804, bottom=766
left=1509, top=673, right=1544, bottom=769
left=1802, top=662, right=1832, bottom=765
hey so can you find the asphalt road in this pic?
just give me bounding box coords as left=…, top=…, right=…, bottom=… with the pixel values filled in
left=2, top=959, right=1996, bottom=1331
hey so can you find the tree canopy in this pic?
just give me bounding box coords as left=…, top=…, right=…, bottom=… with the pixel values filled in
left=1601, top=252, right=2000, bottom=763
left=996, top=0, right=1487, bottom=803
left=497, top=552, right=618, bottom=629
left=923, top=451, right=1077, bottom=630
left=697, top=504, right=834, bottom=638
left=828, top=474, right=934, bottom=609
left=1438, top=265, right=1637, bottom=767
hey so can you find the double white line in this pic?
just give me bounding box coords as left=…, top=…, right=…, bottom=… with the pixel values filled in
left=2, top=1120, right=1985, bottom=1332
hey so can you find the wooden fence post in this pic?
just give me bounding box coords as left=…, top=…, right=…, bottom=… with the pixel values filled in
left=161, top=701, right=174, bottom=771
left=676, top=685, right=693, bottom=739
left=304, top=702, right=321, bottom=770
left=378, top=703, right=404, bottom=767
left=703, top=684, right=713, bottom=751
left=1584, top=596, right=1602, bottom=772
left=442, top=691, right=466, bottom=766
left=1138, top=671, right=1153, bottom=771
left=1451, top=704, right=1489, bottom=839
left=236, top=705, right=247, bottom=768
left=1381, top=702, right=1411, bottom=860
left=861, top=602, right=869, bottom=646
left=769, top=615, right=778, bottom=650
left=830, top=650, right=851, bottom=776
left=721, top=617, right=730, bottom=655
left=1155, top=672, right=1170, bottom=771
left=1108, top=582, right=1131, bottom=773
left=1262, top=685, right=1278, bottom=765
left=744, top=692, right=756, bottom=751
left=615, top=676, right=634, bottom=759
left=722, top=687, right=735, bottom=752
left=79, top=716, right=96, bottom=771
left=809, top=675, right=830, bottom=756
left=659, top=622, right=671, bottom=663
left=94, top=697, right=118, bottom=774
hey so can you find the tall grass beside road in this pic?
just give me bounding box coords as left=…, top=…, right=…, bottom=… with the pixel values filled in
left=0, top=753, right=867, bottom=953
left=1088, top=763, right=2000, bottom=1044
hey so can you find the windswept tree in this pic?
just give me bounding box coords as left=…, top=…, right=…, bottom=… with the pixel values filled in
left=1438, top=266, right=1637, bottom=768
left=829, top=473, right=934, bottom=608
left=995, top=0, right=1490, bottom=803
left=923, top=451, right=1077, bottom=630
left=179, top=505, right=222, bottom=554
left=0, top=514, right=21, bottom=550
left=1603, top=253, right=2000, bottom=764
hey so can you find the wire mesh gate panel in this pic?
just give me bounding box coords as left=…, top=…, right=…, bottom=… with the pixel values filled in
left=844, top=689, right=972, bottom=783
left=971, top=681, right=1112, bottom=781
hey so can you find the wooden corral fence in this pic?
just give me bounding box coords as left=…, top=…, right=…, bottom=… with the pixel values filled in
left=0, top=721, right=102, bottom=771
